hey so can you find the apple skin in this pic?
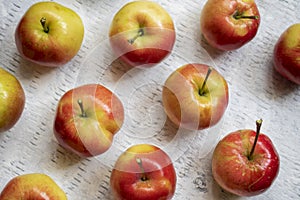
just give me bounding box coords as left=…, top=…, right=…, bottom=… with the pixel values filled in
left=273, top=23, right=300, bottom=84
left=109, top=1, right=175, bottom=67
left=212, top=129, right=280, bottom=196
left=15, top=1, right=84, bottom=67
left=54, top=84, right=124, bottom=157
left=110, top=144, right=177, bottom=200
left=162, top=63, right=229, bottom=130
left=0, top=67, right=25, bottom=133
left=200, top=0, right=260, bottom=51
left=0, top=173, right=67, bottom=200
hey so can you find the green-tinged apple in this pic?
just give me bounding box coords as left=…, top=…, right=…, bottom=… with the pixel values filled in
left=212, top=119, right=280, bottom=196
left=110, top=144, right=176, bottom=200
left=162, top=63, right=229, bottom=130
left=109, top=1, right=176, bottom=68
left=273, top=23, right=300, bottom=84
left=0, top=173, right=67, bottom=200
left=200, top=0, right=260, bottom=51
left=54, top=84, right=124, bottom=157
left=0, top=67, right=25, bottom=133
left=15, top=1, right=84, bottom=67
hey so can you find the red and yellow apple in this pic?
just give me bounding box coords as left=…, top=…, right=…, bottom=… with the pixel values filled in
left=0, top=67, right=25, bottom=133
left=162, top=63, right=229, bottom=130
left=110, top=144, right=177, bottom=200
left=0, top=173, right=67, bottom=200
left=109, top=1, right=176, bottom=67
left=200, top=0, right=260, bottom=51
left=273, top=23, right=300, bottom=84
left=15, top=1, right=84, bottom=67
left=54, top=84, right=124, bottom=157
left=212, top=119, right=280, bottom=196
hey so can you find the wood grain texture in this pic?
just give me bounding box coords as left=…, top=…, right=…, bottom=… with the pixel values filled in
left=0, top=0, right=299, bottom=199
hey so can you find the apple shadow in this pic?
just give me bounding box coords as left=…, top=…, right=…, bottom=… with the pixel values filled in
left=195, top=22, right=227, bottom=61
left=156, top=116, right=208, bottom=162
left=198, top=34, right=226, bottom=60
left=16, top=54, right=58, bottom=80
left=49, top=142, right=85, bottom=167
left=210, top=178, right=243, bottom=200
left=266, top=58, right=298, bottom=98
left=107, top=59, right=136, bottom=82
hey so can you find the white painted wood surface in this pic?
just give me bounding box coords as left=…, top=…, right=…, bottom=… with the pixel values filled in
left=0, top=0, right=299, bottom=199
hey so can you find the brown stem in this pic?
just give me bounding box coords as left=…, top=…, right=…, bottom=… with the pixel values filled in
left=233, top=11, right=259, bottom=20
left=40, top=17, right=49, bottom=33
left=136, top=158, right=147, bottom=181
left=248, top=119, right=263, bottom=160
left=77, top=99, right=87, bottom=118
left=199, top=67, right=213, bottom=96
left=128, top=28, right=144, bottom=44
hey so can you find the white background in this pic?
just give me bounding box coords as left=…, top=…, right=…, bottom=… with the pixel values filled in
left=0, top=0, right=299, bottom=199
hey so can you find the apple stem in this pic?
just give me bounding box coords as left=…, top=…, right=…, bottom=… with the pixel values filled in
left=248, top=119, right=263, bottom=160
left=136, top=157, right=147, bottom=181
left=40, top=17, right=49, bottom=33
left=233, top=11, right=259, bottom=20
left=77, top=99, right=87, bottom=118
left=128, top=28, right=144, bottom=44
left=199, top=67, right=213, bottom=96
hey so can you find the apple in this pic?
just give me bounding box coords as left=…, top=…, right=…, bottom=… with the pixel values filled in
left=212, top=119, right=280, bottom=196
left=53, top=84, right=124, bottom=157
left=0, top=67, right=25, bottom=133
left=0, top=173, right=67, bottom=200
left=110, top=144, right=177, bottom=200
left=109, top=1, right=176, bottom=68
left=162, top=63, right=229, bottom=130
left=15, top=1, right=84, bottom=67
left=200, top=0, right=260, bottom=51
left=273, top=23, right=300, bottom=84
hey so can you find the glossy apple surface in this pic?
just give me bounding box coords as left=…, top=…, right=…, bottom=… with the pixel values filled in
left=110, top=144, right=177, bottom=200
left=212, top=120, right=280, bottom=196
left=200, top=0, right=260, bottom=51
left=162, top=63, right=229, bottom=130
left=54, top=84, right=124, bottom=157
left=15, top=1, right=84, bottom=67
left=109, top=1, right=175, bottom=67
left=0, top=173, right=67, bottom=200
left=273, top=23, right=300, bottom=84
left=0, top=67, right=25, bottom=133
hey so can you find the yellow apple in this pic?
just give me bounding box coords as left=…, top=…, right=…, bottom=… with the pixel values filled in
left=109, top=1, right=176, bottom=67
left=162, top=63, right=229, bottom=130
left=54, top=84, right=124, bottom=157
left=273, top=23, right=300, bottom=84
left=0, top=173, right=67, bottom=200
left=0, top=67, right=25, bottom=132
left=15, top=1, right=84, bottom=67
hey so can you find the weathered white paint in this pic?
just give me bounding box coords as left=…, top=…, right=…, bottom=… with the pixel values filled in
left=0, top=0, right=299, bottom=199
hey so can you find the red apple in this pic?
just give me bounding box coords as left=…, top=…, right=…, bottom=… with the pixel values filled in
left=109, top=1, right=176, bottom=68
left=273, top=23, right=300, bottom=84
left=162, top=63, right=229, bottom=130
left=212, top=119, right=280, bottom=196
left=0, top=67, right=25, bottom=133
left=200, top=0, right=260, bottom=51
left=15, top=1, right=84, bottom=67
left=110, top=144, right=177, bottom=200
left=0, top=173, right=67, bottom=200
left=53, top=84, right=124, bottom=157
